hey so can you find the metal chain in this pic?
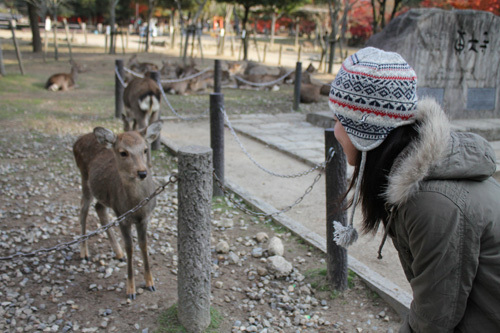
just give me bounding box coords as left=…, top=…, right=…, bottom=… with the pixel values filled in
left=156, top=77, right=209, bottom=121
left=115, top=66, right=128, bottom=88
left=160, top=67, right=211, bottom=83
left=213, top=171, right=323, bottom=219
left=222, top=107, right=334, bottom=178
left=0, top=174, right=179, bottom=262
left=233, top=69, right=295, bottom=87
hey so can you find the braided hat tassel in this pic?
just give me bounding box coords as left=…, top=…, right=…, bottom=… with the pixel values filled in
left=333, top=151, right=366, bottom=248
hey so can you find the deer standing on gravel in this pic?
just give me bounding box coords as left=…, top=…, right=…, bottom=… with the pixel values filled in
left=73, top=121, right=162, bottom=300
left=45, top=60, right=87, bottom=91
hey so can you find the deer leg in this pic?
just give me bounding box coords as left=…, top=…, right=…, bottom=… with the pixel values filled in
left=119, top=222, right=136, bottom=300
left=79, top=182, right=92, bottom=261
left=95, top=203, right=124, bottom=261
left=136, top=221, right=155, bottom=292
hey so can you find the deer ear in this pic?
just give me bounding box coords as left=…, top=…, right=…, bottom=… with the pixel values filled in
left=141, top=121, right=163, bottom=144
left=94, top=127, right=116, bottom=149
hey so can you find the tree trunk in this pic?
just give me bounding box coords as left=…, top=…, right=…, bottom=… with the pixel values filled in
left=242, top=6, right=250, bottom=61
left=145, top=0, right=155, bottom=52
left=109, top=0, right=116, bottom=54
left=28, top=2, right=42, bottom=53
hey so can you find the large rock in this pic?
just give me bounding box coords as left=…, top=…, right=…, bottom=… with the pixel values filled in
left=366, top=8, right=500, bottom=119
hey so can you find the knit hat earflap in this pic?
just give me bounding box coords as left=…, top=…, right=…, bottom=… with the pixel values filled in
left=329, top=47, right=418, bottom=248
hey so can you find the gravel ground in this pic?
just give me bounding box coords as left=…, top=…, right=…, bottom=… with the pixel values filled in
left=0, top=126, right=401, bottom=332
left=0, top=40, right=401, bottom=332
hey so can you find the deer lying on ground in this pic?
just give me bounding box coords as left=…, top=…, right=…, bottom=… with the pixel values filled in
left=73, top=121, right=162, bottom=300
left=45, top=60, right=87, bottom=91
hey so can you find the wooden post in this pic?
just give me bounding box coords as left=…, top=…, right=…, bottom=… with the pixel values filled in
left=82, top=22, right=87, bottom=44
left=43, top=18, right=49, bottom=62
left=252, top=33, right=261, bottom=62
left=278, top=45, right=282, bottom=66
left=297, top=44, right=302, bottom=63
left=0, top=38, right=6, bottom=76
left=150, top=71, right=162, bottom=151
left=263, top=44, right=267, bottom=63
left=293, top=62, right=302, bottom=111
left=120, top=30, right=125, bottom=54
left=325, top=128, right=348, bottom=291
left=52, top=16, right=58, bottom=61
left=210, top=92, right=224, bottom=197
left=63, top=18, right=73, bottom=60
left=10, top=20, right=24, bottom=75
left=214, top=59, right=222, bottom=93
left=104, top=34, right=108, bottom=53
left=177, top=145, right=212, bottom=332
left=115, top=59, right=125, bottom=119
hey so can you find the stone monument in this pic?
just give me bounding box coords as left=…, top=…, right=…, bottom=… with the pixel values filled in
left=366, top=8, right=500, bottom=119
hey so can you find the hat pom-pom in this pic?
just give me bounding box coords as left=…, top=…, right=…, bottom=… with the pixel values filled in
left=333, top=221, right=358, bottom=248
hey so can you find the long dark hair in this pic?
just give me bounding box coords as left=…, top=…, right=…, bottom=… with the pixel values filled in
left=345, top=123, right=420, bottom=234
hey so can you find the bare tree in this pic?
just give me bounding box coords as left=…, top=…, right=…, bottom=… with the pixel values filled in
left=109, top=0, right=119, bottom=54
left=327, top=0, right=340, bottom=74
left=27, top=1, right=43, bottom=53
left=27, top=0, right=67, bottom=60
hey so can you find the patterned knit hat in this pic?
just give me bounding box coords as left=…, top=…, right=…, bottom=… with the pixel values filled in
left=329, top=47, right=418, bottom=249
left=329, top=47, right=418, bottom=152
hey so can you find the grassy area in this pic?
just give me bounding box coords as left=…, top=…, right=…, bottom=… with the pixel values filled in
left=155, top=304, right=223, bottom=333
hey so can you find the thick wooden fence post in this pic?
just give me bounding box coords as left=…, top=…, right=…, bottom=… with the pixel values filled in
left=293, top=61, right=302, bottom=111
left=325, top=128, right=348, bottom=290
left=214, top=59, right=221, bottom=93
left=210, top=92, right=224, bottom=197
left=177, top=145, right=212, bottom=332
left=150, top=71, right=161, bottom=151
left=115, top=59, right=124, bottom=119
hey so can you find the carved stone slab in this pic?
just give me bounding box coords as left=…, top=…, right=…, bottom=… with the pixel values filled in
left=367, top=8, right=500, bottom=119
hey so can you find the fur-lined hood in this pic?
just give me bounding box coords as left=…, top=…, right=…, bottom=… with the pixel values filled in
left=384, top=98, right=497, bottom=207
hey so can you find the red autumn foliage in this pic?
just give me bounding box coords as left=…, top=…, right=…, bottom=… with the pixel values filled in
left=420, top=0, right=500, bottom=15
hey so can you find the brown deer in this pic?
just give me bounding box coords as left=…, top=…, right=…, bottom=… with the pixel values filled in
left=122, top=75, right=161, bottom=132
left=73, top=121, right=162, bottom=300
left=45, top=60, right=87, bottom=91
left=122, top=74, right=161, bottom=166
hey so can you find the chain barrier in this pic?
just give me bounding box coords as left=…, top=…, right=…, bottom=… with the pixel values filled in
left=160, top=67, right=211, bottom=83
left=233, top=69, right=295, bottom=87
left=123, top=66, right=145, bottom=79
left=0, top=175, right=179, bottom=262
left=156, top=77, right=209, bottom=121
left=221, top=107, right=334, bottom=178
left=115, top=66, right=128, bottom=88
left=213, top=171, right=323, bottom=219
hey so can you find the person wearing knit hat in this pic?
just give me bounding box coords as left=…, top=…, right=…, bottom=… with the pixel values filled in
left=329, top=47, right=500, bottom=331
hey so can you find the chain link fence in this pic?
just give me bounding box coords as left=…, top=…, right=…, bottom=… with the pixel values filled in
left=0, top=175, right=178, bottom=261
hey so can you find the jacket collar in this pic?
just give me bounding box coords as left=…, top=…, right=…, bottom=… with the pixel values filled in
left=384, top=98, right=451, bottom=207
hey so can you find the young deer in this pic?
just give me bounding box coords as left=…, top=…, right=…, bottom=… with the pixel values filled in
left=45, top=60, right=87, bottom=91
left=73, top=121, right=162, bottom=300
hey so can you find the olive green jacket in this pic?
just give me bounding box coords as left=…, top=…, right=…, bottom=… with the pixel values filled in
left=383, top=99, right=500, bottom=332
